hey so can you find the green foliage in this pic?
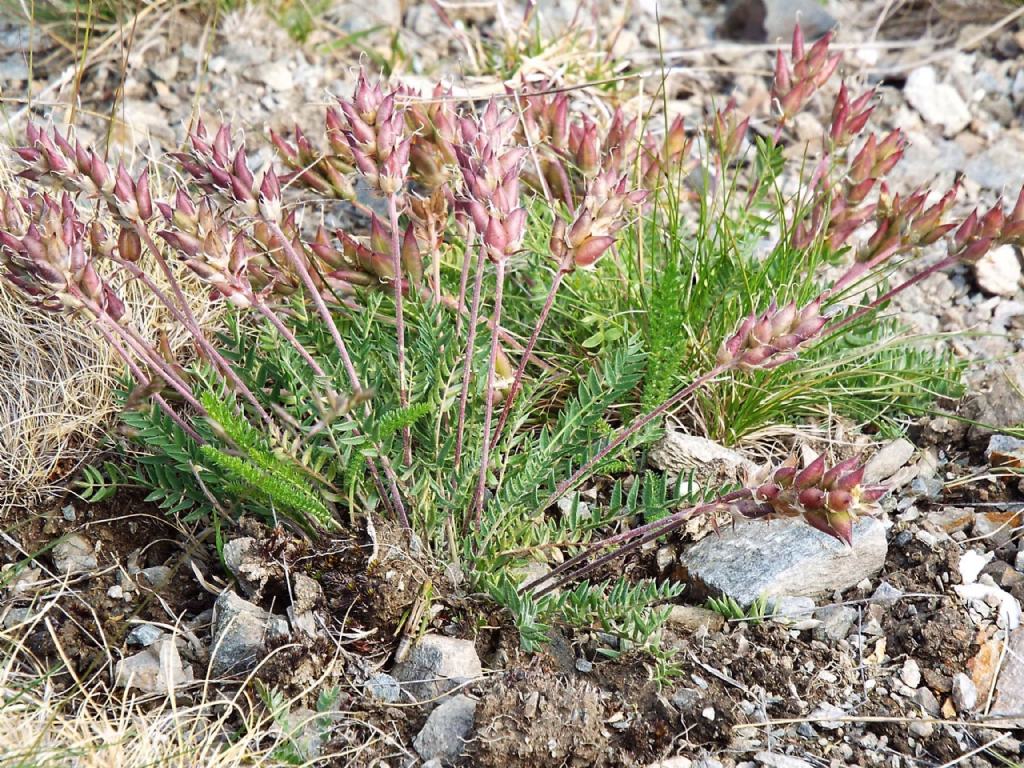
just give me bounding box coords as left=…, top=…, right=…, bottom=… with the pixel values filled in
left=705, top=594, right=770, bottom=625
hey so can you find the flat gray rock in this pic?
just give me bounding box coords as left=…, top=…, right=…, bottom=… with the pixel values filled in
left=684, top=517, right=887, bottom=607
left=990, top=627, right=1024, bottom=727
left=392, top=634, right=482, bottom=703
left=413, top=694, right=477, bottom=762
left=210, top=591, right=287, bottom=677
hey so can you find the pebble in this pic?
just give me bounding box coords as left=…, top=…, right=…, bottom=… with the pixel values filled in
left=666, top=605, right=725, bottom=634
left=754, top=752, right=814, bottom=768
left=863, top=438, right=916, bottom=483
left=965, top=137, right=1024, bottom=191
left=870, top=581, right=905, bottom=605
left=365, top=672, right=401, bottom=703
left=952, top=672, right=978, bottom=712
left=808, top=703, right=845, bottom=729
left=210, top=591, right=286, bottom=676
left=812, top=605, right=857, bottom=641
left=392, top=634, right=483, bottom=703
left=413, top=694, right=476, bottom=762
left=126, top=623, right=164, bottom=647
left=909, top=720, right=934, bottom=739
left=901, top=659, right=922, bottom=689
left=904, top=66, right=972, bottom=136
left=960, top=550, right=995, bottom=584
left=987, top=434, right=1024, bottom=468
left=914, top=686, right=941, bottom=716
left=975, top=245, right=1022, bottom=297
left=52, top=534, right=98, bottom=574
left=115, top=637, right=193, bottom=693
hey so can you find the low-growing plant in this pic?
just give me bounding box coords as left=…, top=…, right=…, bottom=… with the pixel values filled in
left=3, top=27, right=1022, bottom=655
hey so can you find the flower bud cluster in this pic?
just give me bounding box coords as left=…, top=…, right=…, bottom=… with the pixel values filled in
left=0, top=191, right=124, bottom=320
left=549, top=170, right=647, bottom=271
left=271, top=124, right=356, bottom=201
left=736, top=455, right=887, bottom=545
left=455, top=101, right=527, bottom=263
left=403, top=83, right=459, bottom=191
left=950, top=188, right=1024, bottom=263
left=334, top=71, right=412, bottom=196
left=772, top=26, right=841, bottom=123
left=716, top=299, right=827, bottom=370
left=16, top=124, right=154, bottom=224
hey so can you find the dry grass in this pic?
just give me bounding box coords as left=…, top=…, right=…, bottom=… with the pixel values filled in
left=0, top=161, right=221, bottom=515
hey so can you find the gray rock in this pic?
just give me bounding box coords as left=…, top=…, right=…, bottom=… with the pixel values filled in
left=392, top=634, right=483, bottom=702
left=808, top=702, right=845, bottom=729
left=115, top=637, right=193, bottom=693
left=813, top=605, right=857, bottom=641
left=913, top=686, right=941, bottom=716
left=127, top=623, right=165, bottom=647
left=222, top=537, right=255, bottom=578
left=990, top=627, right=1024, bottom=728
left=904, top=66, right=971, bottom=136
left=52, top=534, right=97, bottom=574
left=965, top=137, right=1024, bottom=191
left=754, top=752, right=814, bottom=768
left=413, top=694, right=476, bottom=762
left=763, top=0, right=835, bottom=42
left=684, top=517, right=887, bottom=607
left=870, top=581, right=905, bottom=605
left=770, top=596, right=816, bottom=627
left=952, top=672, right=978, bottom=712
left=648, top=431, right=755, bottom=485
left=901, top=659, right=922, bottom=689
left=987, top=434, right=1024, bottom=468
left=282, top=707, right=325, bottom=760
left=365, top=672, right=402, bottom=703
left=863, top=439, right=916, bottom=483
left=138, top=566, right=172, bottom=589
left=210, top=591, right=281, bottom=676
left=646, top=758, right=693, bottom=768
left=975, top=245, right=1022, bottom=298
left=963, top=363, right=1024, bottom=448
left=909, top=720, right=934, bottom=738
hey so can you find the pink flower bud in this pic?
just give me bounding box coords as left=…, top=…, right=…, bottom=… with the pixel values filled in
left=573, top=235, right=616, bottom=269
left=795, top=454, right=826, bottom=489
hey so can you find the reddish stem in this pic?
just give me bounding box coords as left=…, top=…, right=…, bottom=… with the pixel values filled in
left=388, top=194, right=412, bottom=466
left=454, top=244, right=488, bottom=469
left=491, top=269, right=564, bottom=450
left=472, top=257, right=507, bottom=525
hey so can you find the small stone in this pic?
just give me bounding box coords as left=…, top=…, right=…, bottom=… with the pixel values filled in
left=254, top=60, right=294, bottom=92
left=107, top=585, right=124, bottom=599
left=52, top=534, right=97, bottom=574
left=965, top=137, right=1024, bottom=191
left=763, top=0, right=836, bottom=42
left=960, top=551, right=995, bottom=584
left=987, top=434, right=1024, bottom=468
left=392, top=634, right=483, bottom=703
left=365, top=672, right=401, bottom=703
left=666, top=605, right=725, bottom=634
left=127, top=623, right=164, bottom=647
left=909, top=720, right=934, bottom=739
left=413, top=694, right=476, bottom=762
left=914, top=686, right=941, bottom=716
left=646, top=758, right=693, bottom=768
left=138, top=566, right=172, bottom=589
left=575, top=658, right=594, bottom=673
left=754, top=752, right=814, bottom=768
left=684, top=516, right=887, bottom=607
left=972, top=512, right=1020, bottom=548
left=210, top=591, right=276, bottom=676
left=901, top=659, right=922, bottom=689
left=863, top=439, right=916, bottom=483
left=701, top=706, right=715, bottom=721
left=648, top=431, right=755, bottom=485
left=870, top=581, right=905, bottom=605
left=990, top=627, right=1024, bottom=727
left=808, top=703, right=845, bottom=729
left=770, top=596, right=816, bottom=627
left=904, top=66, right=971, bottom=136
left=813, top=605, right=857, bottom=641
left=975, top=245, right=1022, bottom=298
left=952, top=672, right=978, bottom=712
left=115, top=637, right=192, bottom=693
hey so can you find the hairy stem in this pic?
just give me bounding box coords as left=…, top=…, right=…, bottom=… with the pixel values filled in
left=268, top=221, right=409, bottom=528
left=473, top=257, right=506, bottom=525
left=92, top=318, right=202, bottom=442
left=536, top=363, right=731, bottom=515
left=111, top=254, right=273, bottom=425
left=455, top=234, right=473, bottom=337
left=454, top=243, right=488, bottom=468
left=388, top=194, right=412, bottom=466
left=491, top=269, right=564, bottom=450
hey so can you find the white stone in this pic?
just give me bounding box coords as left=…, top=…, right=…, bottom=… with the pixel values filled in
left=954, top=583, right=1022, bottom=630
left=863, top=439, right=916, bottom=483
left=960, top=550, right=995, bottom=584
left=115, top=638, right=193, bottom=693
left=755, top=752, right=815, bottom=768
left=974, top=245, right=1022, bottom=298
left=952, top=672, right=978, bottom=712
left=900, top=659, right=922, bottom=689
left=52, top=534, right=97, bottom=574
left=392, top=634, right=483, bottom=703
left=904, top=66, right=971, bottom=136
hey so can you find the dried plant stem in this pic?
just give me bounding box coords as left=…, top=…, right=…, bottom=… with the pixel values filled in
left=454, top=244, right=488, bottom=468
left=537, top=362, right=731, bottom=514
left=110, top=254, right=273, bottom=425
left=268, top=221, right=409, bottom=528
left=454, top=234, right=473, bottom=336
left=491, top=268, right=565, bottom=450
left=472, top=258, right=507, bottom=524
left=92, top=318, right=202, bottom=442
left=388, top=194, right=412, bottom=465
left=525, top=491, right=747, bottom=597
left=268, top=222, right=361, bottom=391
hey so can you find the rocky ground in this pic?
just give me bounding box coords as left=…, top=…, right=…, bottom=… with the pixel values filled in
left=3, top=0, right=1024, bottom=766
